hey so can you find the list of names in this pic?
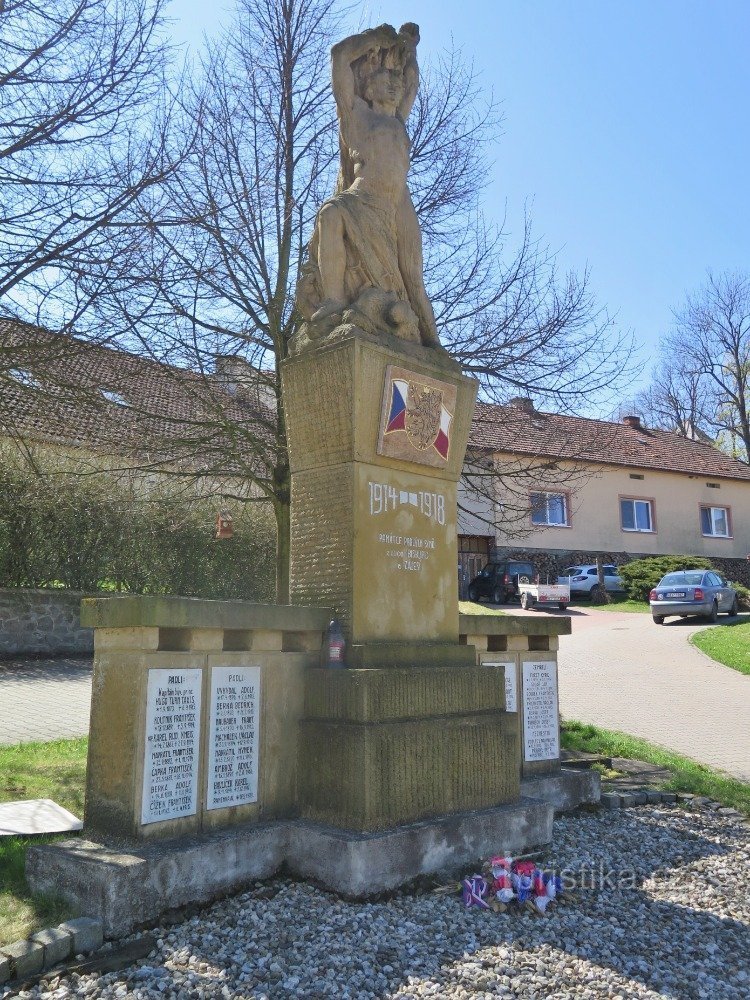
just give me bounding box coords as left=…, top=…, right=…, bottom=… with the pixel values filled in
left=206, top=666, right=261, bottom=810
left=141, top=668, right=202, bottom=825
left=484, top=660, right=518, bottom=713
left=522, top=660, right=560, bottom=762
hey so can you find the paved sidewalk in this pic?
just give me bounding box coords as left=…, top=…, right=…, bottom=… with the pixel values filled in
left=556, top=609, right=750, bottom=783
left=0, top=656, right=92, bottom=745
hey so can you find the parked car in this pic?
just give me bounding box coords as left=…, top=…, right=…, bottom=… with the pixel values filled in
left=557, top=564, right=625, bottom=596
left=467, top=560, right=535, bottom=604
left=649, top=570, right=738, bottom=624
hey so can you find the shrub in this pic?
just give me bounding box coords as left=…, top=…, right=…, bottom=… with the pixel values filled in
left=0, top=455, right=276, bottom=600
left=618, top=555, right=715, bottom=601
left=729, top=581, right=750, bottom=610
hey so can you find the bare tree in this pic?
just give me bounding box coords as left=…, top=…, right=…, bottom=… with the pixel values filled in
left=634, top=272, right=750, bottom=460
left=623, top=359, right=709, bottom=439
left=0, top=0, right=175, bottom=332
left=80, top=0, right=635, bottom=598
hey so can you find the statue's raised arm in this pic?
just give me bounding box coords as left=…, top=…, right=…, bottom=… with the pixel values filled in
left=294, top=21, right=444, bottom=354
left=396, top=23, right=420, bottom=121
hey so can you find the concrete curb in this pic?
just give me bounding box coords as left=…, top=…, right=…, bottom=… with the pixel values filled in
left=0, top=917, right=102, bottom=986
left=600, top=788, right=745, bottom=818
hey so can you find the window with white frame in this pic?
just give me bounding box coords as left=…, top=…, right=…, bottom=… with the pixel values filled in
left=700, top=505, right=731, bottom=537
left=530, top=491, right=569, bottom=526
left=620, top=497, right=654, bottom=532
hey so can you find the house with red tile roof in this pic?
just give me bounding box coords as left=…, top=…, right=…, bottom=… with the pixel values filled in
left=0, top=319, right=274, bottom=489
left=4, top=321, right=750, bottom=589
left=458, top=396, right=750, bottom=590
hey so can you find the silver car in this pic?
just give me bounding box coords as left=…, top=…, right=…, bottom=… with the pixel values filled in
left=650, top=570, right=738, bottom=624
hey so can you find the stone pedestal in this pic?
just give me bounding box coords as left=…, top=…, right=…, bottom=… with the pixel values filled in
left=281, top=330, right=477, bottom=644
left=298, top=665, right=519, bottom=831
left=80, top=596, right=328, bottom=841
left=459, top=613, right=571, bottom=779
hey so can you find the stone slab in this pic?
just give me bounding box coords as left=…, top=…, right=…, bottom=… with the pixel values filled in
left=298, top=716, right=519, bottom=830
left=30, top=926, right=72, bottom=966
left=27, top=825, right=288, bottom=939
left=0, top=938, right=44, bottom=979
left=0, top=799, right=82, bottom=836
left=286, top=798, right=553, bottom=898
left=80, top=595, right=330, bottom=633
left=304, top=665, right=507, bottom=721
left=0, top=953, right=9, bottom=985
left=27, top=798, right=554, bottom=935
left=459, top=613, right=572, bottom=637
left=348, top=642, right=476, bottom=670
left=520, top=768, right=601, bottom=814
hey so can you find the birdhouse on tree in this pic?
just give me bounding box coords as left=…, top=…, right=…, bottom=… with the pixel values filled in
left=215, top=511, right=234, bottom=539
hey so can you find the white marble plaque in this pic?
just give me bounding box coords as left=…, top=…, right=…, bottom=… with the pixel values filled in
left=484, top=660, right=517, bottom=712
left=141, top=668, right=202, bottom=825
left=521, top=660, right=560, bottom=762
left=207, top=665, right=261, bottom=810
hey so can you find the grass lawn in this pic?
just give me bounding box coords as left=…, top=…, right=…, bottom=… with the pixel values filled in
left=0, top=738, right=87, bottom=947
left=690, top=620, right=750, bottom=676
left=562, top=720, right=750, bottom=816
left=458, top=600, right=507, bottom=616
left=568, top=596, right=649, bottom=613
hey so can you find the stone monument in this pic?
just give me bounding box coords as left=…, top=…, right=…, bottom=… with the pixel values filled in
left=282, top=22, right=518, bottom=832
left=284, top=22, right=477, bottom=649
left=25, top=23, right=598, bottom=941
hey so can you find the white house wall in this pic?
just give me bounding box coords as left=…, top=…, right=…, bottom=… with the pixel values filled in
left=491, top=457, right=750, bottom=559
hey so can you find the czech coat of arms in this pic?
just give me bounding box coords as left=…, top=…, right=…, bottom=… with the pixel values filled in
left=404, top=381, right=442, bottom=451
left=378, top=367, right=454, bottom=465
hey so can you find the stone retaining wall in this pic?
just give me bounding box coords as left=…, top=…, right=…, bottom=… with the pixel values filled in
left=0, top=588, right=93, bottom=658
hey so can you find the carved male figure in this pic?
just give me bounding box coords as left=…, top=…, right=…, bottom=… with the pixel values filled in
left=297, top=23, right=442, bottom=350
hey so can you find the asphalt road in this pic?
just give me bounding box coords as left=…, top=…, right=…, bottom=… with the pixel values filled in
left=550, top=605, right=750, bottom=783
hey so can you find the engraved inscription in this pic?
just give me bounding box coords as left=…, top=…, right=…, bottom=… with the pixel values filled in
left=369, top=481, right=445, bottom=524
left=207, top=666, right=261, bottom=810
left=484, top=660, right=518, bottom=713
left=522, top=660, right=560, bottom=762
left=141, top=669, right=202, bottom=825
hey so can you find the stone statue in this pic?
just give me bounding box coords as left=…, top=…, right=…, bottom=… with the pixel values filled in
left=295, top=23, right=443, bottom=352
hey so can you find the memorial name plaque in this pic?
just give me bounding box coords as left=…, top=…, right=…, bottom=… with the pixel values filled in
left=484, top=660, right=517, bottom=712
left=207, top=665, right=261, bottom=810
left=521, top=660, right=560, bottom=762
left=141, top=668, right=202, bottom=825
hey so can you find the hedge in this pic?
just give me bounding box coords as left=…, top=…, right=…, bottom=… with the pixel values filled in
left=0, top=459, right=276, bottom=600
left=618, top=555, right=716, bottom=602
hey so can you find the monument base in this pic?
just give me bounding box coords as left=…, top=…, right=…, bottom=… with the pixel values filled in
left=286, top=798, right=552, bottom=898
left=520, top=768, right=601, bottom=814
left=27, top=797, right=555, bottom=938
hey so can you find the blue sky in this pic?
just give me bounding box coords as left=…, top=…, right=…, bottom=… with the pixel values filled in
left=169, top=1, right=750, bottom=391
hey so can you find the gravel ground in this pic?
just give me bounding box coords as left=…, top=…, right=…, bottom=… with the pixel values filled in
left=6, top=805, right=749, bottom=1000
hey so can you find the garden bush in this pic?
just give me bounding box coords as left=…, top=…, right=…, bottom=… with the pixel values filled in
left=0, top=456, right=276, bottom=600
left=618, top=555, right=715, bottom=602
left=729, top=581, right=750, bottom=610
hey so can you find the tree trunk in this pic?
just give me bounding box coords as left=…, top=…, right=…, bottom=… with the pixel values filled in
left=274, top=497, right=291, bottom=605
left=591, top=554, right=611, bottom=604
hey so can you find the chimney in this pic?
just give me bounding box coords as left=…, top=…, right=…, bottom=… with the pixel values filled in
left=622, top=414, right=642, bottom=430
left=213, top=354, right=276, bottom=412
left=508, top=396, right=535, bottom=414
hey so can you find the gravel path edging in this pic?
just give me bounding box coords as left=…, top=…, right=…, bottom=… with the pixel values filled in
left=2, top=801, right=748, bottom=999
left=0, top=919, right=102, bottom=986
